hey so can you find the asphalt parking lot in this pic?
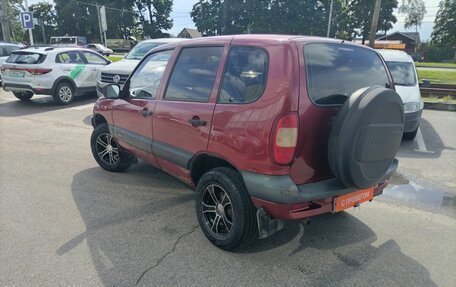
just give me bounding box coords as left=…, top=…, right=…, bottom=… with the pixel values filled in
left=1, top=91, right=455, bottom=287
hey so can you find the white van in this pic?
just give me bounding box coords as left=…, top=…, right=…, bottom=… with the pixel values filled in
left=378, top=49, right=425, bottom=139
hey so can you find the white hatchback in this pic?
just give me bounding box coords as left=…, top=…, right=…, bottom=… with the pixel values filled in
left=378, top=49, right=425, bottom=139
left=2, top=47, right=110, bottom=104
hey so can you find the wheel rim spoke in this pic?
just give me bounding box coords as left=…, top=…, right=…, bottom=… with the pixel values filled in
left=207, top=185, right=219, bottom=204
left=95, top=133, right=119, bottom=166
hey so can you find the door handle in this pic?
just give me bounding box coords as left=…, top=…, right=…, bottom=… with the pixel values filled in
left=91, top=68, right=98, bottom=71
left=188, top=117, right=207, bottom=127
left=140, top=108, right=153, bottom=117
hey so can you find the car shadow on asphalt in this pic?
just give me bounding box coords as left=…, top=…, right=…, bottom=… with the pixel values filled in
left=62, top=164, right=437, bottom=287
left=399, top=118, right=454, bottom=159
left=0, top=92, right=97, bottom=117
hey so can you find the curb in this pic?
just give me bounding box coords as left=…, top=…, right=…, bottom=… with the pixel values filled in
left=423, top=102, right=456, bottom=112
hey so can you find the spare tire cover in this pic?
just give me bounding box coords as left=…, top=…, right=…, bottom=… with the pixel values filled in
left=328, top=86, right=404, bottom=189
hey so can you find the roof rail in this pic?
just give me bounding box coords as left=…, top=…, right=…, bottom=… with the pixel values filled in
left=44, top=47, right=54, bottom=51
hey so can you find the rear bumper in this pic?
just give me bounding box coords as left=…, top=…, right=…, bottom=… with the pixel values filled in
left=242, top=159, right=398, bottom=220
left=3, top=83, right=52, bottom=95
left=404, top=109, right=422, bottom=133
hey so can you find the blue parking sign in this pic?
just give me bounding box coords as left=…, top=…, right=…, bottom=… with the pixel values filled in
left=20, top=12, right=34, bottom=29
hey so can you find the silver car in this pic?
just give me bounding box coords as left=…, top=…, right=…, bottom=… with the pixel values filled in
left=96, top=38, right=186, bottom=98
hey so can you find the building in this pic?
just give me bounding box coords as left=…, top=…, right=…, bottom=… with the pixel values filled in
left=376, top=32, right=421, bottom=53
left=177, top=28, right=202, bottom=39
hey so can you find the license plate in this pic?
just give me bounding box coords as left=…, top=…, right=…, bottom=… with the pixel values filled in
left=9, top=70, right=25, bottom=78
left=334, top=187, right=374, bottom=212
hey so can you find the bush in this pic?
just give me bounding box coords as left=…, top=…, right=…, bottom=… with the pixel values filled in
left=423, top=45, right=454, bottom=62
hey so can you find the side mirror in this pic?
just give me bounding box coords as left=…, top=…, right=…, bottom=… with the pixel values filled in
left=420, top=79, right=431, bottom=88
left=103, top=84, right=120, bottom=99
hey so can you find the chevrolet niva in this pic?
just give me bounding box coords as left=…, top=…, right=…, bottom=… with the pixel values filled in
left=90, top=35, right=404, bottom=251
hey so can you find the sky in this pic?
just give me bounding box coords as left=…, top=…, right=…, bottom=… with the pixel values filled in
left=29, top=0, right=440, bottom=41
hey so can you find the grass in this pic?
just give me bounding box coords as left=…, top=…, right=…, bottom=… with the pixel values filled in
left=422, top=96, right=456, bottom=104
left=415, top=62, right=456, bottom=68
left=107, top=55, right=123, bottom=62
left=417, top=69, right=456, bottom=85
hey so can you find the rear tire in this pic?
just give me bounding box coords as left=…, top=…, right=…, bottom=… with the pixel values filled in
left=195, top=167, right=257, bottom=251
left=403, top=127, right=418, bottom=140
left=90, top=123, right=134, bottom=172
left=53, top=81, right=74, bottom=105
left=13, top=92, right=33, bottom=101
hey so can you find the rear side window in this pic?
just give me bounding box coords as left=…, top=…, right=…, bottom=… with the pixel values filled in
left=56, top=51, right=85, bottom=64
left=304, top=43, right=390, bottom=105
left=219, top=47, right=268, bottom=104
left=164, top=47, right=223, bottom=102
left=6, top=52, right=46, bottom=64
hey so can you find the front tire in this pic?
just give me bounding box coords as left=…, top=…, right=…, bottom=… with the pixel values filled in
left=53, top=82, right=74, bottom=105
left=90, top=123, right=133, bottom=172
left=13, top=92, right=33, bottom=101
left=195, top=167, right=257, bottom=251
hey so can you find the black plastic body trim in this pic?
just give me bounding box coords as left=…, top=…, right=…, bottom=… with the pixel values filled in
left=108, top=124, right=192, bottom=169
left=242, top=159, right=398, bottom=204
left=3, top=83, right=52, bottom=95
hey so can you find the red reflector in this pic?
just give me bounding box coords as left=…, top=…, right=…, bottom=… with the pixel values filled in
left=271, top=113, right=299, bottom=165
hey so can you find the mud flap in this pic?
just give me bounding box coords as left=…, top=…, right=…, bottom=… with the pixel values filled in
left=256, top=208, right=284, bottom=239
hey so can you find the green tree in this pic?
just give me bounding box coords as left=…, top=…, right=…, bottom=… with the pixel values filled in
left=431, top=0, right=456, bottom=48
left=398, top=0, right=426, bottom=33
left=348, top=0, right=398, bottom=44
left=29, top=2, right=57, bottom=44
left=134, top=0, right=173, bottom=38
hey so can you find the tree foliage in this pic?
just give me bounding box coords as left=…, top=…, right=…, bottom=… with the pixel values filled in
left=431, top=0, right=456, bottom=48
left=398, top=0, right=426, bottom=32
left=191, top=0, right=397, bottom=42
left=134, top=0, right=173, bottom=38
left=29, top=2, right=57, bottom=43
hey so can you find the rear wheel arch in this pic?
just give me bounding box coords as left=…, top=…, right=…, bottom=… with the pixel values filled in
left=52, top=76, right=77, bottom=93
left=189, top=153, right=242, bottom=186
left=93, top=114, right=107, bottom=127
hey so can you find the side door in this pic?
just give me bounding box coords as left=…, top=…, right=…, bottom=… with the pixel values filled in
left=80, top=50, right=109, bottom=88
left=152, top=46, right=227, bottom=181
left=111, top=49, right=175, bottom=167
left=55, top=51, right=91, bottom=88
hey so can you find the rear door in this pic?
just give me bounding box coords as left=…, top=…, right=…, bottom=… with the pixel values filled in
left=55, top=51, right=91, bottom=87
left=152, top=45, right=227, bottom=181
left=111, top=49, right=175, bottom=167
left=80, top=50, right=109, bottom=88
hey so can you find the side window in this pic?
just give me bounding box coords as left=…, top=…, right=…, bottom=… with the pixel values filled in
left=56, top=51, right=85, bottom=64
left=164, top=47, right=224, bottom=102
left=129, top=50, right=174, bottom=99
left=219, top=47, right=268, bottom=104
left=82, top=51, right=107, bottom=65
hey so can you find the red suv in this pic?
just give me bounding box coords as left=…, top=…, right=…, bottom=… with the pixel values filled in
left=90, top=35, right=404, bottom=251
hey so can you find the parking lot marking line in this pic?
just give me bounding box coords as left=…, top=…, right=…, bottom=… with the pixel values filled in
left=70, top=103, right=94, bottom=110
left=414, top=127, right=434, bottom=154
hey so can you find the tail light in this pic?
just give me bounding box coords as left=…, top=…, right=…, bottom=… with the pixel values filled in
left=271, top=113, right=298, bottom=165
left=26, top=68, right=52, bottom=75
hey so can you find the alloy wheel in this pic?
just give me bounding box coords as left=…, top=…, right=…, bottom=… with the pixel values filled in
left=95, top=133, right=120, bottom=166
left=201, top=184, right=234, bottom=237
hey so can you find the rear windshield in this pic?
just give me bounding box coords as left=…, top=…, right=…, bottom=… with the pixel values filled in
left=385, top=61, right=416, bottom=86
left=6, top=52, right=46, bottom=64
left=304, top=43, right=390, bottom=105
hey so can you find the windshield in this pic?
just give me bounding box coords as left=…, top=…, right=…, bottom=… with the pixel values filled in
left=125, top=42, right=162, bottom=60
left=386, top=61, right=416, bottom=86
